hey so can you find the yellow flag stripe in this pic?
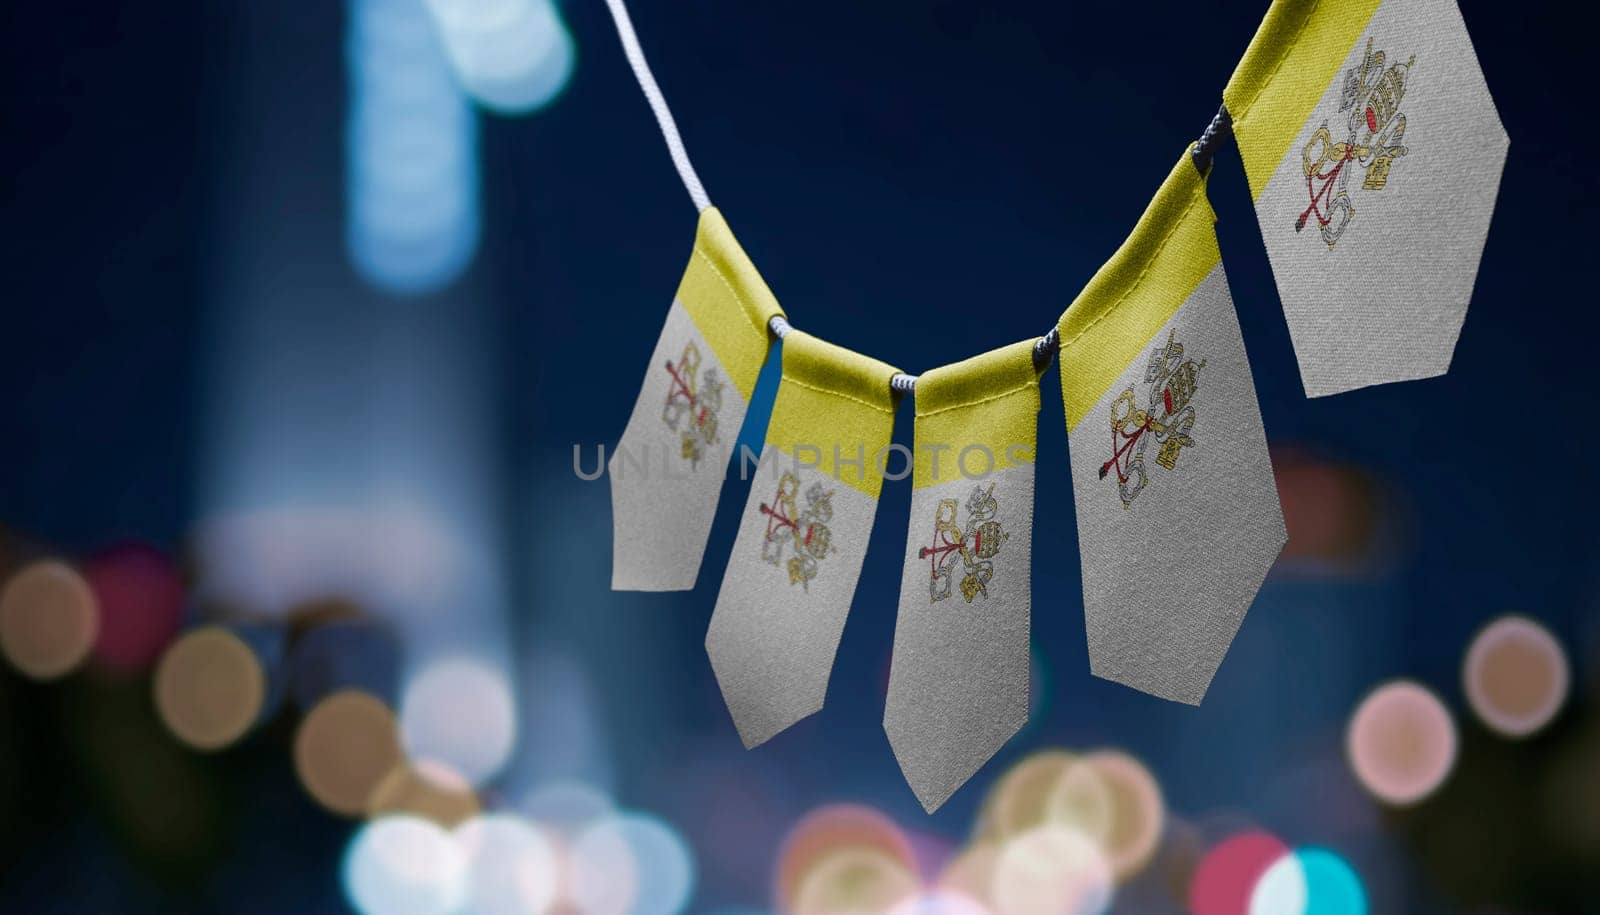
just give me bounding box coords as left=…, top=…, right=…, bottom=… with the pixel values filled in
left=766, top=330, right=901, bottom=498
left=913, top=340, right=1040, bottom=489
left=1057, top=154, right=1221, bottom=432
left=1222, top=0, right=1384, bottom=202
left=676, top=207, right=786, bottom=400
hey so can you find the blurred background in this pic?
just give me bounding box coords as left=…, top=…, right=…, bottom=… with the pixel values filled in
left=0, top=0, right=1592, bottom=912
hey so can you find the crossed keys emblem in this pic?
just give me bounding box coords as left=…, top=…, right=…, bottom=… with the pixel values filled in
left=1296, top=37, right=1414, bottom=247
left=1099, top=329, right=1205, bottom=509
left=759, top=472, right=837, bottom=590
left=919, top=483, right=1008, bottom=603
left=661, top=341, right=724, bottom=468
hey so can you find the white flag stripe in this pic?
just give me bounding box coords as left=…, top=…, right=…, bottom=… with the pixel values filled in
left=1254, top=0, right=1507, bottom=396
left=706, top=451, right=881, bottom=747
left=610, top=300, right=750, bottom=591
left=1069, top=264, right=1285, bottom=704
left=886, top=462, right=1035, bottom=812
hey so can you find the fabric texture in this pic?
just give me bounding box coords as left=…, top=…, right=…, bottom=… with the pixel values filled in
left=706, top=331, right=901, bottom=747
left=885, top=340, right=1040, bottom=813
left=1226, top=0, right=1507, bottom=396
left=1057, top=156, right=1227, bottom=432
left=1223, top=0, right=1386, bottom=203
left=1060, top=152, right=1286, bottom=704
left=610, top=207, right=784, bottom=591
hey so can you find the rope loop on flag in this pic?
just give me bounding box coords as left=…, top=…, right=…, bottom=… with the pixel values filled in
left=1191, top=104, right=1233, bottom=174
left=768, top=315, right=1057, bottom=394
left=603, top=0, right=712, bottom=211
left=604, top=0, right=1221, bottom=394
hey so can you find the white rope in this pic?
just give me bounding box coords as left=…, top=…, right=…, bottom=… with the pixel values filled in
left=602, top=0, right=712, bottom=212
left=608, top=9, right=1234, bottom=393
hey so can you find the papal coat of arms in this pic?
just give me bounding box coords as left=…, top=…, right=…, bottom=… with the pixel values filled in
left=1296, top=37, right=1415, bottom=247
left=662, top=341, right=723, bottom=468
left=759, top=472, right=837, bottom=590
left=918, top=483, right=1009, bottom=603
left=1100, top=329, right=1205, bottom=509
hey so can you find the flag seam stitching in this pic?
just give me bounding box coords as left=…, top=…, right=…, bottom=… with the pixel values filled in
left=915, top=381, right=1039, bottom=419
left=692, top=245, right=770, bottom=340
left=1234, top=0, right=1325, bottom=125
left=779, top=375, right=896, bottom=415
left=1058, top=180, right=1207, bottom=358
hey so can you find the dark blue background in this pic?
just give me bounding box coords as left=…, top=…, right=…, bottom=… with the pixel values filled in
left=1, top=1, right=1593, bottom=912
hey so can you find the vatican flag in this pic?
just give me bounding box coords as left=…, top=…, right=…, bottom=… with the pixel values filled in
left=1224, top=0, right=1507, bottom=397
left=610, top=207, right=784, bottom=591
left=706, top=331, right=900, bottom=748
left=885, top=340, right=1040, bottom=812
left=1060, top=154, right=1285, bottom=705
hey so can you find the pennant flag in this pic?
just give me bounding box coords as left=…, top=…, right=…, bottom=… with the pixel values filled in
left=705, top=331, right=901, bottom=747
left=610, top=207, right=784, bottom=591
left=1059, top=155, right=1286, bottom=704
left=1224, top=0, right=1507, bottom=397
left=884, top=340, right=1040, bottom=812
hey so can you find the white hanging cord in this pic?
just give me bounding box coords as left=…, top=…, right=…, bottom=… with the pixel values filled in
left=606, top=8, right=1236, bottom=393
left=603, top=0, right=712, bottom=211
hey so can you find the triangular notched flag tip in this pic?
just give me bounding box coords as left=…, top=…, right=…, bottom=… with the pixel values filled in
left=1225, top=0, right=1508, bottom=397
left=884, top=340, right=1040, bottom=814
left=1084, top=515, right=1283, bottom=707
left=609, top=207, right=783, bottom=591
left=705, top=332, right=902, bottom=749
left=1063, top=154, right=1287, bottom=711
left=714, top=674, right=824, bottom=750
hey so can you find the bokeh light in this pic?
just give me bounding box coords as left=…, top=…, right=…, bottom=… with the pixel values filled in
left=1189, top=830, right=1290, bottom=915
left=1043, top=757, right=1115, bottom=847
left=522, top=780, right=614, bottom=836
left=1296, top=848, right=1365, bottom=915
left=0, top=559, right=98, bottom=679
left=454, top=813, right=561, bottom=915
left=614, top=813, right=696, bottom=915
left=989, top=825, right=1113, bottom=915
left=153, top=625, right=266, bottom=751
left=84, top=542, right=185, bottom=674
left=777, top=804, right=916, bottom=912
left=1463, top=615, right=1569, bottom=738
left=1346, top=681, right=1457, bottom=806
left=194, top=509, right=462, bottom=626
left=888, top=889, right=993, bottom=915
left=1252, top=848, right=1367, bottom=915
left=399, top=655, right=516, bottom=786
left=790, top=846, right=921, bottom=915
left=344, top=814, right=468, bottom=915
left=1273, top=452, right=1380, bottom=570
left=423, top=0, right=576, bottom=114
left=1081, top=750, right=1165, bottom=881
left=368, top=757, right=481, bottom=827
left=568, top=812, right=695, bottom=915
left=295, top=688, right=405, bottom=816
left=1248, top=851, right=1307, bottom=915
left=937, top=843, right=1000, bottom=904
left=347, top=0, right=479, bottom=294
left=966, top=751, right=1081, bottom=844
left=567, top=813, right=642, bottom=915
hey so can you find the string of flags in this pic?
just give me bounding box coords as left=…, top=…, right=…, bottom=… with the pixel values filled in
left=603, top=0, right=1507, bottom=812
